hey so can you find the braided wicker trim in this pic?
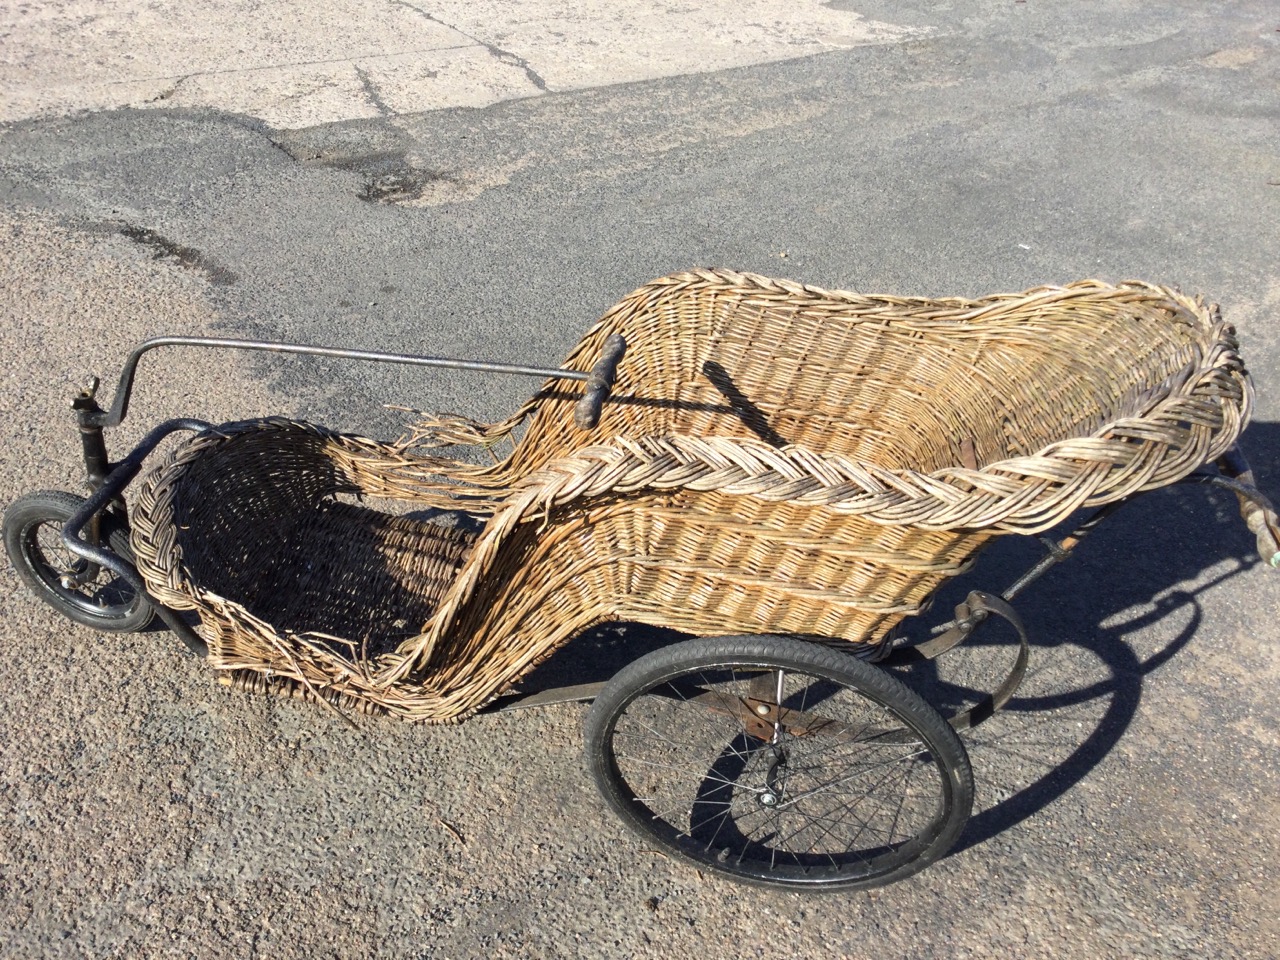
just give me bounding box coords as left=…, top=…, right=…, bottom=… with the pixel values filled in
left=581, top=270, right=1209, bottom=331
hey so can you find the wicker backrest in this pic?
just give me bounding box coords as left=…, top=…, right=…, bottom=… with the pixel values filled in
left=503, top=270, right=1230, bottom=473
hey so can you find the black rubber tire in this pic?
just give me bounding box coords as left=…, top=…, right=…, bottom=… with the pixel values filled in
left=3, top=490, right=154, bottom=633
left=585, top=634, right=973, bottom=891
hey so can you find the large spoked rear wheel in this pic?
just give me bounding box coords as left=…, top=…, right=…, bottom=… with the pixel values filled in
left=3, top=490, right=154, bottom=633
left=585, top=635, right=973, bottom=891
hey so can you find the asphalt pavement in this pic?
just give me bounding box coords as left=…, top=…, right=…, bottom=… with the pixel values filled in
left=1, top=2, right=1278, bottom=957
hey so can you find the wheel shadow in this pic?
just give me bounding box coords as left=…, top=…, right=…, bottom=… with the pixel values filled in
left=907, top=575, right=1220, bottom=856
left=888, top=420, right=1280, bottom=856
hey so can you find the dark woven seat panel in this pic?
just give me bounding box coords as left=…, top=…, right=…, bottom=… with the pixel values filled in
left=184, top=500, right=476, bottom=660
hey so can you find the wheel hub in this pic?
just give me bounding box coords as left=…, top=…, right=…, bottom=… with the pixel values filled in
left=758, top=747, right=787, bottom=806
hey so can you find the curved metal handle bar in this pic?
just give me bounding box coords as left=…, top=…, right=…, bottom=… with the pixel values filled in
left=90, top=335, right=591, bottom=427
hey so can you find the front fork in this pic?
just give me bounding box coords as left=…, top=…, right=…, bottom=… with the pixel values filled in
left=62, top=377, right=211, bottom=655
left=64, top=378, right=111, bottom=588
left=1211, top=446, right=1280, bottom=568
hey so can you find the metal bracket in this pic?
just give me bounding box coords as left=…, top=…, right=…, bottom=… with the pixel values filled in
left=1181, top=445, right=1280, bottom=568
left=488, top=681, right=606, bottom=712
left=883, top=590, right=1030, bottom=732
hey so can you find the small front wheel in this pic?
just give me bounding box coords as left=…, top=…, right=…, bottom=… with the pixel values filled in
left=585, top=635, right=973, bottom=891
left=3, top=490, right=154, bottom=633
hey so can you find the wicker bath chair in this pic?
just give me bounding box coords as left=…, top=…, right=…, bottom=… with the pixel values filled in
left=128, top=269, right=1250, bottom=723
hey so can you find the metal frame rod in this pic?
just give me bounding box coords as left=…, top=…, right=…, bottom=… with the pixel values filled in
left=61, top=418, right=213, bottom=655
left=91, top=335, right=590, bottom=427
left=1000, top=499, right=1128, bottom=603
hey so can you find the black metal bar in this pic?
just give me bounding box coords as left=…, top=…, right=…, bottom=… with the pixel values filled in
left=64, top=380, right=113, bottom=586
left=1001, top=500, right=1128, bottom=603
left=61, top=418, right=213, bottom=656
left=90, top=335, right=591, bottom=427
left=73, top=402, right=113, bottom=492
left=884, top=591, right=1028, bottom=732
left=140, top=602, right=208, bottom=658
left=488, top=681, right=606, bottom=711
left=943, top=592, right=1029, bottom=732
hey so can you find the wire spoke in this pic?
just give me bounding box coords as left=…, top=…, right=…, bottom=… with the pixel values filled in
left=601, top=647, right=963, bottom=884
left=781, top=764, right=914, bottom=857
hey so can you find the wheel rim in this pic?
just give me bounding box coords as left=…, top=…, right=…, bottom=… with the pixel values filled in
left=603, top=661, right=957, bottom=886
left=23, top=517, right=140, bottom=620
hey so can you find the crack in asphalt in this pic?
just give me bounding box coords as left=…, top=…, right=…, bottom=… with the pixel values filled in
left=483, top=44, right=549, bottom=92
left=388, top=0, right=550, bottom=94
left=354, top=66, right=394, bottom=117
left=100, top=47, right=476, bottom=84
left=145, top=74, right=192, bottom=104
left=101, top=221, right=240, bottom=286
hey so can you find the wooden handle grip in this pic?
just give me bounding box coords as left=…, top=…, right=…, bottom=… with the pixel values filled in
left=573, top=334, right=627, bottom=430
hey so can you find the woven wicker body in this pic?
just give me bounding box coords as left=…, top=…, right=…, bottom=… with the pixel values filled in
left=129, top=271, right=1251, bottom=721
